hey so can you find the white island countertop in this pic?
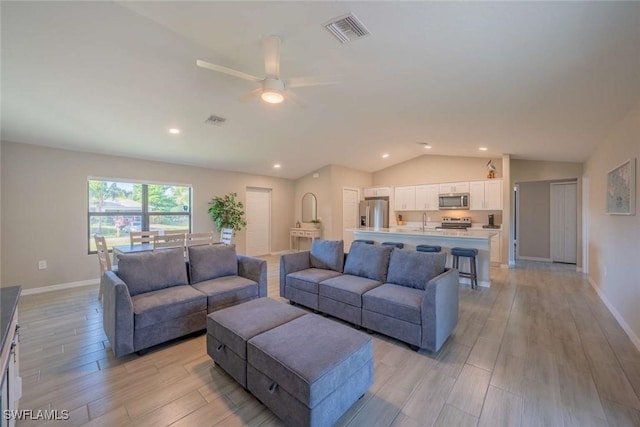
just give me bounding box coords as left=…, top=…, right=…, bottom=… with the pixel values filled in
left=349, top=227, right=498, bottom=240
left=350, top=227, right=498, bottom=287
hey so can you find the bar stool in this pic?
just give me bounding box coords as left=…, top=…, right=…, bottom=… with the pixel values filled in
left=416, top=245, right=441, bottom=253
left=382, top=242, right=404, bottom=249
left=451, top=247, right=479, bottom=289
left=353, top=239, right=375, bottom=245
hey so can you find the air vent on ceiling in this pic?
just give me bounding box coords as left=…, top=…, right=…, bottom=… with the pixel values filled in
left=205, top=115, right=227, bottom=126
left=324, top=13, right=370, bottom=43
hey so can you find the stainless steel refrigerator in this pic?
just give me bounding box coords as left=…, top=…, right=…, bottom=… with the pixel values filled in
left=359, top=199, right=389, bottom=228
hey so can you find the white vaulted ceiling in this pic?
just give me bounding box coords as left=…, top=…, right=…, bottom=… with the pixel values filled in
left=2, top=1, right=639, bottom=179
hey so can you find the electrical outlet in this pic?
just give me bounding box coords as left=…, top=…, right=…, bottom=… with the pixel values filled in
left=38, top=260, right=47, bottom=270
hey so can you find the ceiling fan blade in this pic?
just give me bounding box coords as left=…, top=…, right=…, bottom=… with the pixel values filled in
left=196, top=60, right=262, bottom=83
left=284, top=90, right=306, bottom=108
left=262, top=36, right=280, bottom=78
left=287, top=75, right=340, bottom=88
left=238, top=88, right=262, bottom=102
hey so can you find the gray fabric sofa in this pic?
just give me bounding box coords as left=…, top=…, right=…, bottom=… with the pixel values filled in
left=280, top=240, right=459, bottom=352
left=103, top=244, right=267, bottom=357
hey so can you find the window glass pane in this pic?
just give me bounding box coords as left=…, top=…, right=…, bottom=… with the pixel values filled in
left=149, top=215, right=190, bottom=233
left=88, top=180, right=142, bottom=213
left=148, top=185, right=191, bottom=213
left=89, top=215, right=142, bottom=251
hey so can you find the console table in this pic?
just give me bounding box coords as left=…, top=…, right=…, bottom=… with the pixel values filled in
left=289, top=228, right=321, bottom=251
left=1, top=286, right=21, bottom=427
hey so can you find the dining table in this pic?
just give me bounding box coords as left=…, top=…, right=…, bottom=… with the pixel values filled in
left=112, top=242, right=223, bottom=265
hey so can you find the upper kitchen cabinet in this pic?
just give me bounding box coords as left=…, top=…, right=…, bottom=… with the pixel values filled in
left=364, top=187, right=391, bottom=198
left=470, top=180, right=503, bottom=210
left=394, top=186, right=416, bottom=210
left=415, top=184, right=440, bottom=211
left=439, top=182, right=470, bottom=194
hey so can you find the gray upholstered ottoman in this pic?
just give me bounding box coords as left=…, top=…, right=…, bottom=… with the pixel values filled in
left=207, top=298, right=306, bottom=387
left=247, top=314, right=373, bottom=427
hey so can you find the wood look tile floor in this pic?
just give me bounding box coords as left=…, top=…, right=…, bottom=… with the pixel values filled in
left=15, top=257, right=640, bottom=427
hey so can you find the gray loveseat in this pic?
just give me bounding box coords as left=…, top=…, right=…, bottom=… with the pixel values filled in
left=280, top=240, right=459, bottom=352
left=103, top=244, right=266, bottom=357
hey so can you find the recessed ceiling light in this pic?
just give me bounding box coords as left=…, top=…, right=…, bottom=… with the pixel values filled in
left=382, top=153, right=389, bottom=159
left=417, top=142, right=432, bottom=149
left=168, top=128, right=180, bottom=134
left=423, top=144, right=432, bottom=149
left=479, top=147, right=488, bottom=151
left=273, top=164, right=281, bottom=169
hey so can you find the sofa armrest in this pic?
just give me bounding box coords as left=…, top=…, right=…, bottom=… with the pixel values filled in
left=279, top=251, right=311, bottom=297
left=238, top=255, right=268, bottom=297
left=102, top=271, right=135, bottom=357
left=421, top=268, right=460, bottom=352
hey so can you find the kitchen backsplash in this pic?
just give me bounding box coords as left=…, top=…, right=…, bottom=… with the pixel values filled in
left=395, top=210, right=503, bottom=226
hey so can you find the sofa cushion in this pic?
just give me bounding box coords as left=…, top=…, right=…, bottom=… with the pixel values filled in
left=362, top=283, right=423, bottom=324
left=310, top=240, right=344, bottom=272
left=117, top=248, right=188, bottom=296
left=131, top=285, right=207, bottom=330
left=387, top=250, right=446, bottom=290
left=319, top=275, right=382, bottom=307
left=188, top=244, right=238, bottom=284
left=192, top=275, right=259, bottom=311
left=287, top=268, right=343, bottom=294
left=344, top=243, right=393, bottom=282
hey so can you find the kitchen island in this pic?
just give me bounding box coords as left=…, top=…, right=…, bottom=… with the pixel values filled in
left=351, top=228, right=497, bottom=287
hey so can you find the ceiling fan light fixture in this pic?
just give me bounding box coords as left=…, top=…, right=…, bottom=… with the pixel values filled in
left=261, top=90, right=284, bottom=104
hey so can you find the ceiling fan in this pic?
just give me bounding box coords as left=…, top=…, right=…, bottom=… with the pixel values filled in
left=196, top=35, right=337, bottom=106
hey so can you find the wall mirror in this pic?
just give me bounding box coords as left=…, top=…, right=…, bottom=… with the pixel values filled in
left=301, top=192, right=317, bottom=222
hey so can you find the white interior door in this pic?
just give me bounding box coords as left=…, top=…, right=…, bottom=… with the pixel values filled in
left=245, top=188, right=271, bottom=256
left=550, top=182, right=577, bottom=264
left=342, top=188, right=360, bottom=252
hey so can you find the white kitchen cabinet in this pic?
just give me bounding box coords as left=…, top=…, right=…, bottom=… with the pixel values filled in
left=364, top=187, right=391, bottom=198
left=490, top=232, right=501, bottom=263
left=469, top=180, right=503, bottom=210
left=415, top=184, right=440, bottom=210
left=439, top=182, right=470, bottom=194
left=394, top=186, right=415, bottom=211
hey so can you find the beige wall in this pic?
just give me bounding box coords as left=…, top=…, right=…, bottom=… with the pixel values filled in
left=1, top=142, right=295, bottom=290
left=511, top=159, right=583, bottom=183
left=373, top=154, right=502, bottom=186
left=294, top=165, right=372, bottom=248
left=583, top=102, right=640, bottom=346
left=518, top=181, right=551, bottom=260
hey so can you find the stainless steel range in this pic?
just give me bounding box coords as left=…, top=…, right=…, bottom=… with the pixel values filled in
left=438, top=217, right=472, bottom=230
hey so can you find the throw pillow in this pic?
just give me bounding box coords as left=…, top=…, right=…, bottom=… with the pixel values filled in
left=188, top=244, right=238, bottom=284
left=117, top=248, right=188, bottom=296
left=344, top=242, right=393, bottom=282
left=387, top=250, right=446, bottom=290
left=310, top=239, right=345, bottom=272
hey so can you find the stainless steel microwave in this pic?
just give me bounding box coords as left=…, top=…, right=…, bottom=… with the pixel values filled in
left=439, top=193, right=470, bottom=210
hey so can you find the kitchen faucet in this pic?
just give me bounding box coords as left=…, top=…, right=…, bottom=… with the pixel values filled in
left=422, top=212, right=427, bottom=232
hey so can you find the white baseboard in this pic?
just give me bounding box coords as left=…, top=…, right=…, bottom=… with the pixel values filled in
left=588, top=276, right=640, bottom=353
left=21, top=278, right=99, bottom=296
left=517, top=256, right=553, bottom=262
left=269, top=250, right=291, bottom=256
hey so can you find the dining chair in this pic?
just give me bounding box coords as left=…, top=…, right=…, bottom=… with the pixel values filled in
left=220, top=228, right=234, bottom=245
left=153, top=232, right=187, bottom=251
left=187, top=232, right=215, bottom=247
left=130, top=230, right=159, bottom=245
left=95, top=234, right=114, bottom=301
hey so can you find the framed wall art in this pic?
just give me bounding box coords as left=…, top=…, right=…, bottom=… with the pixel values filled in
left=606, top=158, right=636, bottom=215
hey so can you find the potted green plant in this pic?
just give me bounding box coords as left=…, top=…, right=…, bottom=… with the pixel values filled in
left=311, top=219, right=321, bottom=229
left=207, top=192, right=247, bottom=234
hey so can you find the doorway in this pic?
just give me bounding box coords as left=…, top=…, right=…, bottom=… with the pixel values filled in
left=245, top=188, right=271, bottom=256
left=550, top=182, right=577, bottom=264
left=342, top=188, right=360, bottom=252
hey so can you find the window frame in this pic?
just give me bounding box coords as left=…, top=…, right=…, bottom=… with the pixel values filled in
left=87, top=178, right=192, bottom=254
